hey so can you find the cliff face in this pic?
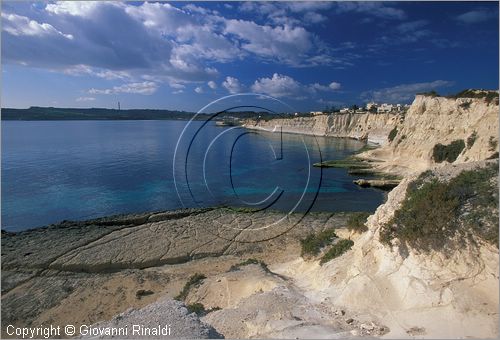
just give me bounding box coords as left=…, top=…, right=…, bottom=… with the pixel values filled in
left=276, top=160, right=499, bottom=338
left=243, top=112, right=399, bottom=145
left=245, top=94, right=499, bottom=176
left=361, top=95, right=499, bottom=175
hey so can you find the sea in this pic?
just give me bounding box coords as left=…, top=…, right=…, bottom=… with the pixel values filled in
left=1, top=120, right=385, bottom=231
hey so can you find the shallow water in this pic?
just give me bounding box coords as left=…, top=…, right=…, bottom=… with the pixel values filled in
left=2, top=120, right=384, bottom=231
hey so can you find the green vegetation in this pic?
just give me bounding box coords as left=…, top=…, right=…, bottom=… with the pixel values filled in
left=135, top=289, right=154, bottom=299
left=449, top=89, right=499, bottom=105
left=186, top=303, right=206, bottom=315
left=346, top=212, right=370, bottom=232
left=459, top=101, right=471, bottom=110
left=314, top=144, right=378, bottom=168
left=467, top=131, right=477, bottom=149
left=313, top=157, right=371, bottom=169
left=415, top=89, right=499, bottom=105
left=320, top=239, right=354, bottom=265
left=175, top=273, right=206, bottom=301
left=388, top=127, right=398, bottom=142
left=417, top=90, right=439, bottom=97
left=300, top=228, right=337, bottom=256
left=380, top=164, right=499, bottom=251
left=229, top=258, right=269, bottom=272
left=432, top=139, right=465, bottom=163
left=186, top=303, right=221, bottom=316
left=1, top=106, right=279, bottom=121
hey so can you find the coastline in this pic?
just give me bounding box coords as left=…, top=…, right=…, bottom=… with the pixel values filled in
left=2, top=94, right=499, bottom=338
left=2, top=207, right=366, bottom=338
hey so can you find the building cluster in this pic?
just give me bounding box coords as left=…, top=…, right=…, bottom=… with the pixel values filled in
left=337, top=102, right=410, bottom=114
left=366, top=102, right=410, bottom=113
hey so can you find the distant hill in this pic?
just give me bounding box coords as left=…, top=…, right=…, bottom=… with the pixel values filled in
left=1, top=107, right=278, bottom=121
left=1, top=107, right=196, bottom=120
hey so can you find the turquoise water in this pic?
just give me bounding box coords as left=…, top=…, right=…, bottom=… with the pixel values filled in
left=1, top=120, right=384, bottom=231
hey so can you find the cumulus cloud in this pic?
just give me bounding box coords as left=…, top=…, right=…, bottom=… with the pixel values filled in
left=335, top=2, right=406, bottom=20
left=397, top=20, right=429, bottom=33
left=308, top=81, right=341, bottom=92
left=2, top=1, right=341, bottom=90
left=45, top=2, right=101, bottom=16
left=76, top=96, right=95, bottom=102
left=329, top=82, right=341, bottom=90
left=361, top=80, right=454, bottom=103
left=89, top=81, right=158, bottom=95
left=251, top=73, right=301, bottom=98
left=223, top=19, right=330, bottom=66
left=249, top=73, right=340, bottom=98
left=2, top=12, right=73, bottom=39
left=207, top=81, right=217, bottom=89
left=222, top=76, right=243, bottom=94
left=239, top=2, right=333, bottom=26
left=194, top=86, right=204, bottom=94
left=456, top=10, right=497, bottom=24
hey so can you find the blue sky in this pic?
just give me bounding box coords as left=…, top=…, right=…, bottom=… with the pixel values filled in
left=2, top=1, right=499, bottom=112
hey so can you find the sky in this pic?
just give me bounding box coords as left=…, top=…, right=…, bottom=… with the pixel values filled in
left=2, top=1, right=499, bottom=112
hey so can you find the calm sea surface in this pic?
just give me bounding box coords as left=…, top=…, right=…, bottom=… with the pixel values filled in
left=2, top=120, right=384, bottom=231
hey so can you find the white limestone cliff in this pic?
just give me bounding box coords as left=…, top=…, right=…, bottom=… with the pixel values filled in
left=243, top=112, right=399, bottom=145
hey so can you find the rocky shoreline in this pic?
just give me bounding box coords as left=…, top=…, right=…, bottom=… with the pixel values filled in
left=2, top=207, right=373, bottom=338
left=2, top=93, right=499, bottom=339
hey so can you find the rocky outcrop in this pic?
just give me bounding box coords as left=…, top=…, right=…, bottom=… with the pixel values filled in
left=81, top=298, right=222, bottom=339
left=243, top=112, right=399, bottom=145
left=353, top=178, right=400, bottom=189
left=1, top=208, right=352, bottom=336
left=360, top=94, right=499, bottom=175
left=273, top=160, right=499, bottom=338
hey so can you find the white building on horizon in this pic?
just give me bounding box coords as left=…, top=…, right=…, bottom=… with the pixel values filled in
left=377, top=103, right=394, bottom=113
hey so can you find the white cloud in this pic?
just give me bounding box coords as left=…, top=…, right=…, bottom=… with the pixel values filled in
left=329, top=82, right=341, bottom=90
left=308, top=81, right=341, bottom=92
left=397, top=20, right=429, bottom=33
left=2, top=12, right=73, bottom=39
left=336, top=2, right=406, bottom=20
left=76, top=96, right=95, bottom=102
left=207, top=81, right=217, bottom=89
left=249, top=74, right=340, bottom=98
left=239, top=2, right=333, bottom=26
left=456, top=10, right=497, bottom=24
left=222, top=76, right=243, bottom=94
left=224, top=19, right=320, bottom=66
left=252, top=73, right=301, bottom=98
left=194, top=86, right=203, bottom=94
left=361, top=80, right=454, bottom=103
left=89, top=81, right=158, bottom=95
left=2, top=1, right=345, bottom=88
left=169, top=82, right=186, bottom=89
left=45, top=2, right=101, bottom=16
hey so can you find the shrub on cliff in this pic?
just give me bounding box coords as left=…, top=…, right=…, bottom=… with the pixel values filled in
left=380, top=164, right=499, bottom=251
left=432, top=139, right=465, bottom=163
left=450, top=89, right=499, bottom=105
left=388, top=127, right=398, bottom=142
left=229, top=258, right=269, bottom=272
left=175, top=273, right=206, bottom=301
left=346, top=212, right=370, bottom=232
left=417, top=90, right=439, bottom=97
left=300, top=228, right=337, bottom=256
left=320, top=239, right=354, bottom=264
left=466, top=131, right=477, bottom=149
